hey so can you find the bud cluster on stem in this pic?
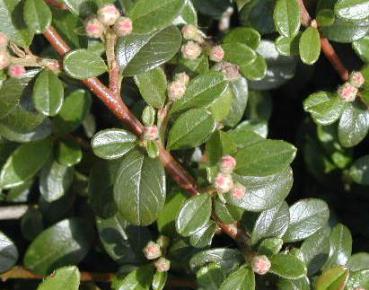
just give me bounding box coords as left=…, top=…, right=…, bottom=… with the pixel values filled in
left=181, top=25, right=205, bottom=61
left=213, top=61, right=241, bottom=80
left=143, top=237, right=171, bottom=272
left=251, top=255, right=271, bottom=275
left=337, top=71, right=365, bottom=102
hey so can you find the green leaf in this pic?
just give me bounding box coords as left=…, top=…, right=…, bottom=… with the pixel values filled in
left=257, top=237, right=284, bottom=256
left=224, top=77, right=249, bottom=127
left=348, top=253, right=369, bottom=271
left=353, top=35, right=369, bottom=62
left=222, top=43, right=257, bottom=67
left=61, top=0, right=107, bottom=16
left=338, top=102, right=369, bottom=148
left=240, top=54, right=267, bottom=81
left=316, top=266, right=349, bottom=290
left=117, top=26, right=182, bottom=76
left=171, top=71, right=228, bottom=114
left=24, top=0, right=52, bottom=34
left=228, top=167, right=293, bottom=211
left=284, top=198, right=330, bottom=242
left=173, top=0, right=197, bottom=26
left=63, top=49, right=107, bottom=80
left=167, top=108, right=216, bottom=150
left=223, top=27, right=261, bottom=50
left=304, top=91, right=346, bottom=125
left=37, top=266, right=80, bottom=290
left=190, top=220, right=217, bottom=248
left=277, top=277, right=310, bottom=290
left=91, top=129, right=137, bottom=160
left=196, top=263, right=225, bottom=290
left=348, top=155, right=369, bottom=185
left=275, top=34, right=300, bottom=56
left=0, top=231, right=18, bottom=273
left=299, top=27, right=321, bottom=65
left=219, top=265, right=255, bottom=290
left=24, top=218, right=94, bottom=275
left=206, top=131, right=237, bottom=166
left=251, top=202, right=290, bottom=245
left=32, top=70, right=64, bottom=116
left=39, top=160, right=74, bottom=202
left=57, top=140, right=82, bottom=167
left=335, top=0, right=369, bottom=21
left=176, top=194, right=212, bottom=237
left=209, top=87, right=233, bottom=122
left=346, top=269, right=369, bottom=289
left=273, top=0, right=301, bottom=37
left=235, top=139, right=296, bottom=176
left=269, top=254, right=307, bottom=279
left=152, top=271, right=167, bottom=290
left=21, top=207, right=44, bottom=241
left=128, top=0, right=185, bottom=34
left=113, top=265, right=154, bottom=290
left=134, top=68, right=167, bottom=109
left=114, top=149, right=166, bottom=226
left=0, top=139, right=52, bottom=189
left=0, top=0, right=34, bottom=47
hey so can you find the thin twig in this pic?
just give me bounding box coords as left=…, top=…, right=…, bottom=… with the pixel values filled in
left=105, top=31, right=121, bottom=97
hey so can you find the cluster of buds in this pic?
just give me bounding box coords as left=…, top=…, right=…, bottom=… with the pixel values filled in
left=251, top=255, right=271, bottom=275
left=213, top=61, right=241, bottom=81
left=143, top=237, right=171, bottom=272
left=181, top=24, right=205, bottom=44
left=337, top=71, right=365, bottom=102
left=167, top=72, right=190, bottom=102
left=181, top=41, right=202, bottom=60
left=214, top=155, right=247, bottom=200
left=85, top=4, right=133, bottom=39
left=142, top=125, right=159, bottom=141
left=181, top=25, right=205, bottom=61
left=209, top=45, right=225, bottom=63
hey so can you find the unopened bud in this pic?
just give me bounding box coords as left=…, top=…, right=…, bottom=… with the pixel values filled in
left=231, top=183, right=246, bottom=200
left=143, top=126, right=159, bottom=141
left=97, top=4, right=120, bottom=26
left=219, top=155, right=236, bottom=174
left=338, top=82, right=358, bottom=102
left=251, top=255, right=271, bottom=275
left=85, top=17, right=105, bottom=38
left=143, top=241, right=162, bottom=260
left=0, top=32, right=8, bottom=48
left=44, top=59, right=60, bottom=72
left=213, top=61, right=240, bottom=81
left=8, top=64, right=26, bottom=78
left=0, top=50, right=10, bottom=70
left=156, top=235, right=170, bottom=249
left=113, top=17, right=133, bottom=37
left=181, top=25, right=205, bottom=43
left=209, top=45, right=225, bottom=62
left=154, top=257, right=171, bottom=272
left=214, top=173, right=234, bottom=194
left=349, top=71, right=365, bottom=88
left=174, top=72, right=190, bottom=86
left=168, top=80, right=186, bottom=102
left=181, top=41, right=202, bottom=61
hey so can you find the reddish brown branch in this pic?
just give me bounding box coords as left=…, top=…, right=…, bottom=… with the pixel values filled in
left=45, top=0, right=68, bottom=10
left=297, top=0, right=312, bottom=26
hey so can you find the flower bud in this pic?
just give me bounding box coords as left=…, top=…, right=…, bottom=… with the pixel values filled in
left=338, top=82, right=358, bottom=102
left=0, top=32, right=8, bottom=48
left=156, top=235, right=170, bottom=250
left=168, top=80, right=186, bottom=102
left=209, top=45, right=225, bottom=62
left=181, top=25, right=205, bottom=43
left=44, top=59, right=60, bottom=72
left=154, top=257, right=171, bottom=272
left=349, top=71, right=365, bottom=88
left=181, top=41, right=202, bottom=61
left=0, top=50, right=10, bottom=70
left=8, top=64, right=26, bottom=78
left=251, top=255, right=271, bottom=275
left=143, top=241, right=162, bottom=260
left=214, top=173, right=234, bottom=194
left=143, top=126, right=159, bottom=141
left=213, top=61, right=240, bottom=81
left=97, top=4, right=120, bottom=26
left=231, top=183, right=246, bottom=200
left=219, top=155, right=236, bottom=174
left=113, top=17, right=133, bottom=37
left=85, top=17, right=105, bottom=38
left=174, top=72, right=190, bottom=86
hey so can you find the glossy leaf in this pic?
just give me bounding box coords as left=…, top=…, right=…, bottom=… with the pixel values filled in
left=0, top=231, right=18, bottom=273
left=190, top=220, right=217, bottom=248
left=269, top=254, right=307, bottom=279
left=224, top=77, right=249, bottom=127
left=346, top=269, right=369, bottom=289
left=335, top=0, right=369, bottom=21
left=316, top=266, right=349, bottom=290
left=57, top=140, right=82, bottom=167
left=196, top=263, right=225, bottom=290
left=222, top=43, right=257, bottom=67
left=348, top=252, right=369, bottom=271
left=152, top=271, right=167, bottom=290
left=299, top=27, right=321, bottom=65
left=223, top=27, right=261, bottom=50
left=219, top=265, right=255, bottom=290
left=274, top=0, right=301, bottom=37
left=37, top=266, right=80, bottom=290
left=24, top=0, right=52, bottom=33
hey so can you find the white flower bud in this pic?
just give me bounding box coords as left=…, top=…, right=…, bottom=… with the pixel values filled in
left=168, top=80, right=186, bottom=102
left=338, top=82, right=358, bottom=102
left=8, top=64, right=26, bottom=78
left=219, top=155, right=236, bottom=174
left=181, top=41, right=202, bottom=60
left=214, top=173, right=234, bottom=194
left=181, top=25, right=205, bottom=43
left=97, top=4, right=120, bottom=26
left=174, top=72, right=190, bottom=86
left=209, top=45, right=225, bottom=62
left=143, top=241, right=162, bottom=260
left=231, top=183, right=246, bottom=200
left=143, top=126, right=159, bottom=141
left=154, top=257, right=171, bottom=272
left=0, top=50, right=10, bottom=70
left=349, top=71, right=365, bottom=88
left=85, top=17, right=105, bottom=38
left=0, top=32, right=8, bottom=48
left=251, top=255, right=271, bottom=275
left=113, top=17, right=133, bottom=37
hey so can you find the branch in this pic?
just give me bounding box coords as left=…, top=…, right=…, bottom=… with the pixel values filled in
left=42, top=26, right=248, bottom=244
left=105, top=31, right=121, bottom=97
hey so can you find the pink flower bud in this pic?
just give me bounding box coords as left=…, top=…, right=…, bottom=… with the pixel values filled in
left=349, top=71, right=365, bottom=88
left=214, top=173, right=234, bottom=194
left=143, top=241, right=162, bottom=260
left=209, top=45, right=225, bottom=62
left=0, top=50, right=10, bottom=70
left=8, top=64, right=26, bottom=78
left=213, top=61, right=240, bottom=81
left=113, top=17, right=133, bottom=37
left=143, top=126, right=159, bottom=141
left=181, top=25, right=205, bottom=43
left=338, top=82, right=358, bottom=102
left=0, top=32, right=8, bottom=48
left=251, top=255, right=271, bottom=275
left=97, top=4, right=120, bottom=26
left=154, top=257, right=171, bottom=272
left=219, top=155, right=236, bottom=174
left=174, top=72, right=190, bottom=86
left=168, top=80, right=186, bottom=102
left=85, top=17, right=105, bottom=38
left=181, top=41, right=202, bottom=61
left=231, top=183, right=246, bottom=200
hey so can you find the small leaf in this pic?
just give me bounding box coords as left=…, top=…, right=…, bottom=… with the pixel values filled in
left=152, top=271, right=167, bottom=290
left=257, top=238, right=284, bottom=256
left=222, top=43, right=257, bottom=67
left=176, top=194, right=212, bottom=237
left=273, top=0, right=301, bottom=37
left=219, top=265, right=255, bottom=290
left=63, top=49, right=107, bottom=79
left=91, top=129, right=137, bottom=160
left=348, top=155, right=369, bottom=185
left=335, top=0, right=369, bottom=21
left=223, top=27, right=261, bottom=50
left=240, top=54, right=267, bottom=81
left=196, top=263, right=225, bottom=290
left=353, top=35, right=369, bottom=63
left=299, top=27, right=321, bottom=65
left=190, top=220, right=217, bottom=248
left=284, top=198, right=330, bottom=242
left=57, top=140, right=82, bottom=167
left=269, top=254, right=307, bottom=279
left=24, top=0, right=52, bottom=33
left=346, top=269, right=369, bottom=289
left=37, top=266, right=80, bottom=290
left=0, top=231, right=18, bottom=273
left=316, top=266, right=349, bottom=290
left=32, top=70, right=64, bottom=116
left=112, top=265, right=154, bottom=290
left=348, top=253, right=369, bottom=271
left=167, top=108, right=216, bottom=150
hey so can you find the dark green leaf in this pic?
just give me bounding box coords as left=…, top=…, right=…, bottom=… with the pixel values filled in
left=257, top=237, right=284, bottom=256
left=113, top=265, right=154, bottom=290
left=57, top=140, right=82, bottom=167
left=152, top=271, right=167, bottom=290
left=299, top=27, right=321, bottom=65
left=37, top=266, right=80, bottom=290
left=190, top=220, right=217, bottom=248
left=335, top=0, right=369, bottom=21
left=196, top=263, right=225, bottom=290
left=240, top=0, right=275, bottom=35
left=214, top=198, right=244, bottom=224
left=219, top=265, right=255, bottom=290
left=273, top=0, right=301, bottom=37
left=353, top=35, right=369, bottom=62
left=222, top=43, right=257, bottom=67
left=348, top=155, right=369, bottom=185
left=269, top=254, right=307, bottom=279
left=21, top=207, right=44, bottom=241
left=24, top=0, right=52, bottom=33
left=224, top=77, right=248, bottom=127
left=0, top=231, right=18, bottom=273
left=277, top=277, right=310, bottom=290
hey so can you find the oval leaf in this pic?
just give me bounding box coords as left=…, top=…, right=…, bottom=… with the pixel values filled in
left=299, top=27, right=321, bottom=65
left=24, top=0, right=52, bottom=33
left=335, top=0, right=369, bottom=21
left=219, top=265, right=255, bottom=290
left=270, top=254, right=307, bottom=279
left=37, top=266, right=80, bottom=290
left=274, top=0, right=301, bottom=37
